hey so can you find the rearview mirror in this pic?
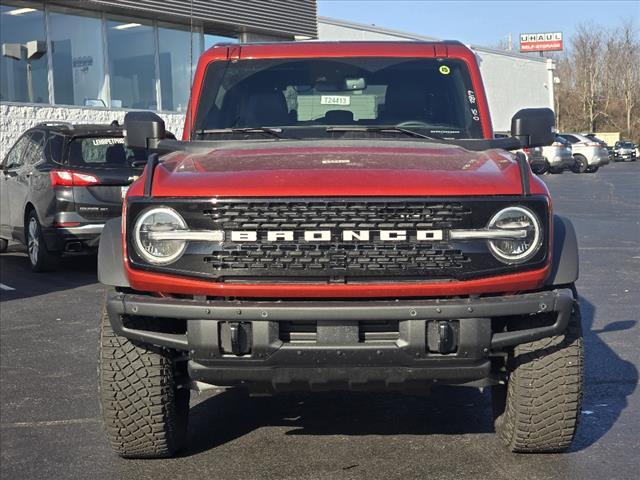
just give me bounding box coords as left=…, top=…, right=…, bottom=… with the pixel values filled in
left=510, top=108, right=555, bottom=148
left=123, top=111, right=166, bottom=150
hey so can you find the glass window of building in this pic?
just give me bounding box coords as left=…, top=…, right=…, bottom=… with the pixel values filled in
left=106, top=18, right=157, bottom=110
left=204, top=33, right=238, bottom=51
left=0, top=4, right=49, bottom=103
left=158, top=24, right=201, bottom=112
left=49, top=10, right=107, bottom=107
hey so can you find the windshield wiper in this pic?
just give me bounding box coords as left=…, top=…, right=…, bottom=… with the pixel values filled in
left=197, top=127, right=284, bottom=139
left=326, top=126, right=441, bottom=141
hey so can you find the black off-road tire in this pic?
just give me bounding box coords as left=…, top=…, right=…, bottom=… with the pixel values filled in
left=0, top=238, right=7, bottom=253
left=492, top=302, right=583, bottom=453
left=99, top=307, right=189, bottom=458
left=571, top=154, right=588, bottom=173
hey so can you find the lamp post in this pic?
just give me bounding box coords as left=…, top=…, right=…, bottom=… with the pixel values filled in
left=2, top=40, right=47, bottom=103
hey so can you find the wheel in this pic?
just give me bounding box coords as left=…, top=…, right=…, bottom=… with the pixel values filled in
left=99, top=306, right=189, bottom=458
left=570, top=155, right=588, bottom=173
left=0, top=238, right=7, bottom=253
left=492, top=300, right=583, bottom=453
left=586, top=165, right=599, bottom=173
left=25, top=210, right=58, bottom=272
left=530, top=159, right=550, bottom=175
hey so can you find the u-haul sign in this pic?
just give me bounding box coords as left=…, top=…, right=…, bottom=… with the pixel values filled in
left=519, top=32, right=563, bottom=52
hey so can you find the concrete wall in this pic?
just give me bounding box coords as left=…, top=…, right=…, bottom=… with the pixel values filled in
left=1, top=103, right=185, bottom=160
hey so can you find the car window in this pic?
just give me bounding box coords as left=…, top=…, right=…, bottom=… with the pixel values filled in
left=22, top=131, right=46, bottom=167
left=45, top=133, right=66, bottom=164
left=195, top=57, right=485, bottom=139
left=562, top=135, right=578, bottom=144
left=68, top=136, right=149, bottom=169
left=2, top=134, right=32, bottom=170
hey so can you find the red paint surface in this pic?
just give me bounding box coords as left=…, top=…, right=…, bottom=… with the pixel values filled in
left=146, top=145, right=523, bottom=197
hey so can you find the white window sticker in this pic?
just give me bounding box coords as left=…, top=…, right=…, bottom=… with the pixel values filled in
left=91, top=138, right=124, bottom=146
left=320, top=95, right=351, bottom=106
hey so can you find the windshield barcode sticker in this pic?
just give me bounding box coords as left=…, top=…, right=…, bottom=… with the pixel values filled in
left=320, top=95, right=351, bottom=106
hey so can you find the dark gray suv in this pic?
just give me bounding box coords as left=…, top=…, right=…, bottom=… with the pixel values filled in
left=0, top=122, right=148, bottom=271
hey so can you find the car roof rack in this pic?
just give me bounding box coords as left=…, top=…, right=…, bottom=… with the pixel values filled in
left=35, top=121, right=74, bottom=129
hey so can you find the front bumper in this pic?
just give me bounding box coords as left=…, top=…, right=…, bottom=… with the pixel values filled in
left=615, top=151, right=636, bottom=161
left=106, top=288, right=575, bottom=391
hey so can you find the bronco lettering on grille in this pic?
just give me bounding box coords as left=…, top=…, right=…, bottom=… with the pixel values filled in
left=230, top=230, right=445, bottom=242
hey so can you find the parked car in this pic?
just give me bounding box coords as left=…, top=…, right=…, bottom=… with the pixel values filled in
left=585, top=134, right=614, bottom=162
left=97, top=40, right=582, bottom=458
left=560, top=133, right=609, bottom=173
left=541, top=134, right=575, bottom=173
left=0, top=122, right=149, bottom=271
left=519, top=147, right=548, bottom=174
left=612, top=140, right=637, bottom=162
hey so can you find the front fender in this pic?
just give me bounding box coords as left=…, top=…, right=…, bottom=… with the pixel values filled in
left=545, top=215, right=579, bottom=287
left=98, top=217, right=130, bottom=288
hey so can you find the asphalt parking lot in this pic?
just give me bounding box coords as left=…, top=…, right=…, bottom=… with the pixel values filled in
left=1, top=161, right=639, bottom=480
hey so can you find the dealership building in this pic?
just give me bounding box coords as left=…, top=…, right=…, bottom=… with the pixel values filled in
left=0, top=0, right=316, bottom=157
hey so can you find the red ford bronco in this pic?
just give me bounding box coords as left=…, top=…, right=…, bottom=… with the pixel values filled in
left=97, top=41, right=583, bottom=458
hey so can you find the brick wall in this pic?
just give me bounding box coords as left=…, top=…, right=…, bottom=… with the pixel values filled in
left=1, top=103, right=186, bottom=160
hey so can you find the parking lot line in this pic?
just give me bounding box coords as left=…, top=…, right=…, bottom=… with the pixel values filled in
left=0, top=283, right=16, bottom=291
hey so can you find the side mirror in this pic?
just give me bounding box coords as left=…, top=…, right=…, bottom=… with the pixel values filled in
left=123, top=111, right=166, bottom=150
left=510, top=108, right=555, bottom=148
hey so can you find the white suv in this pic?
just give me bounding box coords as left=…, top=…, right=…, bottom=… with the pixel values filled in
left=561, top=133, right=610, bottom=173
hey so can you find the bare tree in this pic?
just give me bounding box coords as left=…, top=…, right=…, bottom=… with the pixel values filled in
left=572, top=24, right=605, bottom=132
left=616, top=22, right=640, bottom=137
left=494, top=21, right=640, bottom=141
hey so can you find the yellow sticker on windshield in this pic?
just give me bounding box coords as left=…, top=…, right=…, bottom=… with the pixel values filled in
left=439, top=65, right=451, bottom=75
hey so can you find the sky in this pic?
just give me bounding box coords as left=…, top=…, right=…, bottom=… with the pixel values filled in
left=317, top=1, right=640, bottom=48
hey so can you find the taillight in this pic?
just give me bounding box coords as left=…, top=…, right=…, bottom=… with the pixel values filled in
left=523, top=148, right=530, bottom=153
left=50, top=170, right=100, bottom=187
left=584, top=142, right=600, bottom=147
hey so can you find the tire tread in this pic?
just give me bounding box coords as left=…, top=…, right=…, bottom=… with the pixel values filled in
left=98, top=308, right=188, bottom=458
left=494, top=304, right=583, bottom=453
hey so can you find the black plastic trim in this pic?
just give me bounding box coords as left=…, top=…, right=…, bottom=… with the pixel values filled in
left=105, top=288, right=574, bottom=352
left=143, top=153, right=159, bottom=197
left=545, top=214, right=579, bottom=286
left=97, top=217, right=130, bottom=288
left=515, top=151, right=531, bottom=195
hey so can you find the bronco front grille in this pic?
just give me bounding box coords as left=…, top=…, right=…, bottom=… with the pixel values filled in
left=203, top=201, right=472, bottom=230
left=126, top=197, right=550, bottom=282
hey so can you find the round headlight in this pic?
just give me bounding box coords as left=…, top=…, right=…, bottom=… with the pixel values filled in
left=487, top=206, right=541, bottom=264
left=133, top=207, right=187, bottom=265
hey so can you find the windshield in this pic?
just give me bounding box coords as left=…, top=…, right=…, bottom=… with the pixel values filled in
left=68, top=136, right=148, bottom=169
left=194, top=57, right=484, bottom=139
